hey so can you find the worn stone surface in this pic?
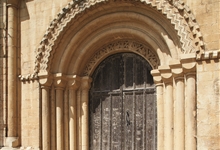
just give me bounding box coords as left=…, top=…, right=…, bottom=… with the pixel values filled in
left=0, top=0, right=219, bottom=149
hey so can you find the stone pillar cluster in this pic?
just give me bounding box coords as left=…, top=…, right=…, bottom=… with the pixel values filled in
left=39, top=73, right=92, bottom=150
left=151, top=54, right=197, bottom=150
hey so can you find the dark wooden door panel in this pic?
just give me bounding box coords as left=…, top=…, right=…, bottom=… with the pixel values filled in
left=90, top=53, right=156, bottom=150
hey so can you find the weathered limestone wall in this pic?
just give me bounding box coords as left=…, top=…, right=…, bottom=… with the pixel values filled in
left=3, top=0, right=219, bottom=149
left=197, top=56, right=220, bottom=150
left=185, top=0, right=220, bottom=51
left=19, top=1, right=70, bottom=148
left=21, top=81, right=40, bottom=149
left=20, top=0, right=70, bottom=75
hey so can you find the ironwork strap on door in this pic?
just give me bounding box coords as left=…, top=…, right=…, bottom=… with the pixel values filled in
left=89, top=53, right=157, bottom=150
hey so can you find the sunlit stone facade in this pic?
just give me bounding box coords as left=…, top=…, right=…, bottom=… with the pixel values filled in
left=0, top=0, right=219, bottom=149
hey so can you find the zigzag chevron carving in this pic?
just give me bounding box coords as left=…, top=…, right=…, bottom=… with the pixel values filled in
left=35, top=0, right=204, bottom=74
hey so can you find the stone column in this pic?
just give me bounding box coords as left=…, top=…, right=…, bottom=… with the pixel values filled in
left=77, top=89, right=82, bottom=150
left=185, top=72, right=196, bottom=150
left=151, top=70, right=164, bottom=150
left=170, top=61, right=185, bottom=150
left=39, top=76, right=52, bottom=150
left=68, top=75, right=81, bottom=150
left=54, top=73, right=66, bottom=150
left=64, top=89, right=69, bottom=150
left=80, top=77, right=92, bottom=150
left=181, top=54, right=197, bottom=150
left=159, top=66, right=173, bottom=150
left=5, top=0, right=19, bottom=147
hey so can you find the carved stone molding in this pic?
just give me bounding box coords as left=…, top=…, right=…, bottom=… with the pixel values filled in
left=180, top=53, right=196, bottom=73
left=197, top=50, right=220, bottom=60
left=83, top=40, right=159, bottom=76
left=54, top=73, right=67, bottom=89
left=151, top=69, right=163, bottom=85
left=67, top=75, right=81, bottom=90
left=34, top=0, right=204, bottom=74
left=80, top=76, right=92, bottom=91
left=169, top=60, right=183, bottom=78
left=159, top=66, right=173, bottom=84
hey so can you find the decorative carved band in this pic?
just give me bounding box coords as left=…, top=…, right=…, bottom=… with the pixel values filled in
left=83, top=40, right=160, bottom=76
left=34, top=0, right=204, bottom=74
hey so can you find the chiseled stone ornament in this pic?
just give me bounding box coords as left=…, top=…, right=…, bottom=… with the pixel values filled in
left=83, top=40, right=160, bottom=76
left=35, top=0, right=204, bottom=75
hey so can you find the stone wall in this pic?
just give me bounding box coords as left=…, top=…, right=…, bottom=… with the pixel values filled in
left=197, top=54, right=220, bottom=150
left=20, top=0, right=70, bottom=75
left=185, top=0, right=220, bottom=51
left=20, top=81, right=40, bottom=149
left=0, top=0, right=219, bottom=149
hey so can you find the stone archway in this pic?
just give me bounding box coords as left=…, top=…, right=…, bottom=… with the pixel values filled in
left=28, top=1, right=201, bottom=150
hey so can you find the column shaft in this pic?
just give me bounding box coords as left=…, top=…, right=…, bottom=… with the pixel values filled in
left=69, top=89, right=77, bottom=150
left=164, top=83, right=173, bottom=150
left=7, top=4, right=18, bottom=138
left=77, top=90, right=81, bottom=150
left=174, top=78, right=185, bottom=150
left=64, top=90, right=69, bottom=150
left=50, top=86, right=56, bottom=150
left=42, top=87, right=50, bottom=150
left=157, top=83, right=164, bottom=150
left=80, top=77, right=92, bottom=150
left=185, top=73, right=196, bottom=150
left=81, top=89, right=89, bottom=150
left=56, top=88, right=64, bottom=150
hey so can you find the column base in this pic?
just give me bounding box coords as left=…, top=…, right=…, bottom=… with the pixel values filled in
left=4, top=137, right=19, bottom=148
left=1, top=147, right=19, bottom=150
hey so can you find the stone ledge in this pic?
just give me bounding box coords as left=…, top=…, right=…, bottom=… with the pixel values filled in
left=197, top=49, right=220, bottom=60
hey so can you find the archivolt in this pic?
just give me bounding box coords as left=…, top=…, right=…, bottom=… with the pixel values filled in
left=83, top=40, right=160, bottom=76
left=35, top=0, right=204, bottom=74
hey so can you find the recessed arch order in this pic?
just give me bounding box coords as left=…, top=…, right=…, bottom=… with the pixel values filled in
left=34, top=1, right=201, bottom=150
left=34, top=0, right=204, bottom=76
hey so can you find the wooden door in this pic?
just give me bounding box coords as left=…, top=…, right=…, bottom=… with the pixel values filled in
left=89, top=53, right=157, bottom=150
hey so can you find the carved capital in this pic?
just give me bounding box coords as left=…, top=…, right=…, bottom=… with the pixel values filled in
left=151, top=69, right=162, bottom=85
left=38, top=72, right=52, bottom=87
left=80, top=76, right=92, bottom=91
left=54, top=73, right=66, bottom=89
left=169, top=59, right=183, bottom=78
left=158, top=65, right=173, bottom=84
left=181, top=54, right=196, bottom=73
left=7, top=0, right=18, bottom=7
left=67, top=75, right=81, bottom=90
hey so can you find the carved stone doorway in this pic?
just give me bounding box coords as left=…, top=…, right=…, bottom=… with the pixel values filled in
left=89, top=53, right=157, bottom=150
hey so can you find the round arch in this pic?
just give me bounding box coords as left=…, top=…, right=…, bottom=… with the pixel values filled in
left=34, top=0, right=204, bottom=76
left=35, top=1, right=199, bottom=150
